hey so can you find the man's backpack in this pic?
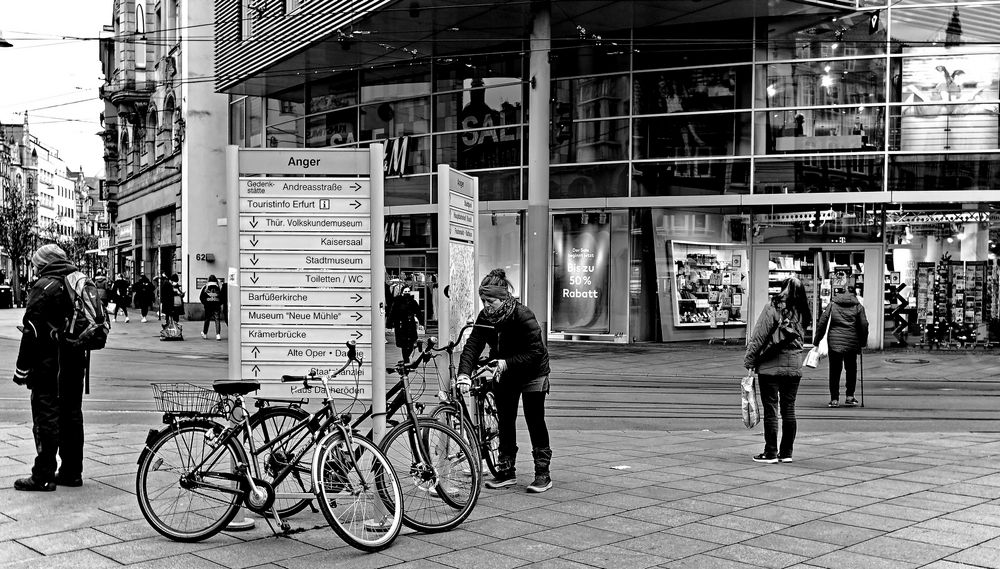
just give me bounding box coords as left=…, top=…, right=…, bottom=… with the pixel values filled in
left=64, top=271, right=111, bottom=350
left=203, top=283, right=220, bottom=304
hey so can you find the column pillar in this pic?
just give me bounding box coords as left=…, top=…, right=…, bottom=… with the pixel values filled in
left=526, top=0, right=551, bottom=335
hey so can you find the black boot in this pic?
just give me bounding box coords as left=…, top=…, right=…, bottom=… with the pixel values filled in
left=485, top=453, right=517, bottom=489
left=526, top=447, right=552, bottom=493
left=14, top=477, right=55, bottom=492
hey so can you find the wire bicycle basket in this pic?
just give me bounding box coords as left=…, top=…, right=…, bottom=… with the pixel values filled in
left=151, top=383, right=222, bottom=415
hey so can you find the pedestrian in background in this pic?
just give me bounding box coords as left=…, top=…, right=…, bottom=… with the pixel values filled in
left=814, top=287, right=869, bottom=408
left=160, top=273, right=183, bottom=328
left=199, top=275, right=224, bottom=340
left=132, top=274, right=155, bottom=322
left=12, top=244, right=87, bottom=491
left=94, top=271, right=109, bottom=314
left=389, top=285, right=422, bottom=363
left=456, top=268, right=553, bottom=493
left=110, top=273, right=131, bottom=323
left=744, top=277, right=809, bottom=465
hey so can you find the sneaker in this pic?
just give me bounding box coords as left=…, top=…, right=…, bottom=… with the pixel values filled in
left=777, top=456, right=794, bottom=463
left=484, top=474, right=516, bottom=489
left=526, top=475, right=552, bottom=493
left=216, top=334, right=222, bottom=341
left=201, top=332, right=207, bottom=339
left=141, top=317, right=147, bottom=323
left=752, top=453, right=779, bottom=464
left=844, top=397, right=859, bottom=407
left=125, top=317, right=130, bottom=323
left=828, top=400, right=840, bottom=408
left=14, top=477, right=56, bottom=492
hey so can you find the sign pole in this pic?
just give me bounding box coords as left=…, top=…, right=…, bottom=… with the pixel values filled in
left=370, top=144, right=386, bottom=441
left=226, top=145, right=240, bottom=380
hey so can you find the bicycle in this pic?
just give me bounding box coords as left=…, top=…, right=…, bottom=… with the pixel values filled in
left=135, top=342, right=403, bottom=552
left=426, top=322, right=502, bottom=478
left=375, top=340, right=482, bottom=533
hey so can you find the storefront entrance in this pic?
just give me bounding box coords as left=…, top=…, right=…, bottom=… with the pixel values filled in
left=749, top=244, right=882, bottom=348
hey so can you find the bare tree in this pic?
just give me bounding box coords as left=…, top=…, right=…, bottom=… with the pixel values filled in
left=0, top=187, right=37, bottom=305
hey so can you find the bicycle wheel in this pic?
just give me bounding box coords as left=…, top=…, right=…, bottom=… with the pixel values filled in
left=248, top=406, right=312, bottom=518
left=479, top=391, right=502, bottom=478
left=379, top=420, right=480, bottom=533
left=430, top=403, right=482, bottom=467
left=136, top=422, right=244, bottom=542
left=314, top=432, right=403, bottom=552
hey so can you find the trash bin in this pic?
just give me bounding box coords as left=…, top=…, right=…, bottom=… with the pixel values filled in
left=0, top=285, right=12, bottom=309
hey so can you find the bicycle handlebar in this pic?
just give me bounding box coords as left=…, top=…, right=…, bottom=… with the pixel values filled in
left=281, top=341, right=361, bottom=388
left=429, top=321, right=495, bottom=353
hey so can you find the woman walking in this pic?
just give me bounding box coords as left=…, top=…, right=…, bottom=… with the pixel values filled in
left=814, top=288, right=869, bottom=408
left=456, top=269, right=553, bottom=493
left=132, top=274, right=155, bottom=323
left=199, top=275, right=224, bottom=340
left=744, top=277, right=809, bottom=464
left=389, top=285, right=422, bottom=363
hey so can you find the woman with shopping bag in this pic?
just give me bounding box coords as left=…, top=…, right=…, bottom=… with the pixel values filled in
left=744, top=277, right=810, bottom=464
left=813, top=288, right=869, bottom=408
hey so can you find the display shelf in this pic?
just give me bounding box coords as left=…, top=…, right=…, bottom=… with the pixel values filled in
left=671, top=240, right=748, bottom=328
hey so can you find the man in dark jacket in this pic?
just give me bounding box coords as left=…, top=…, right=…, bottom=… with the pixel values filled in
left=814, top=290, right=869, bottom=407
left=13, top=244, right=88, bottom=491
left=110, top=273, right=131, bottom=322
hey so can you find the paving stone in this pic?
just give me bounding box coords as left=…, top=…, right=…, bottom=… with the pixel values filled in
left=479, top=536, right=574, bottom=562
left=852, top=503, right=941, bottom=522
left=742, top=533, right=841, bottom=558
left=123, top=553, right=229, bottom=569
left=529, top=523, right=628, bottom=551
left=91, top=534, right=241, bottom=565
left=806, top=550, right=920, bottom=569
left=0, top=539, right=40, bottom=564
left=618, top=531, right=718, bottom=560
left=276, top=548, right=401, bottom=569
left=617, top=506, right=706, bottom=528
left=578, top=515, right=667, bottom=537
left=707, top=543, right=807, bottom=569
left=666, top=498, right=743, bottom=516
left=846, top=535, right=958, bottom=564
left=17, top=527, right=120, bottom=555
left=3, top=549, right=122, bottom=569
left=777, top=520, right=884, bottom=546
left=665, top=522, right=757, bottom=545
left=732, top=504, right=827, bottom=526
left=462, top=516, right=550, bottom=540
left=562, top=544, right=667, bottom=569
left=821, top=511, right=914, bottom=532
left=503, top=507, right=589, bottom=528
left=660, top=554, right=760, bottom=569
left=944, top=544, right=1000, bottom=568
left=412, top=528, right=495, bottom=550
left=887, top=528, right=987, bottom=549
left=429, top=547, right=528, bottom=569
left=700, top=513, right=787, bottom=535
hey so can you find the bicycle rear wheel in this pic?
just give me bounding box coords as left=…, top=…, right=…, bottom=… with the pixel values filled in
left=136, top=422, right=244, bottom=542
left=430, top=404, right=482, bottom=467
left=248, top=406, right=312, bottom=518
left=314, top=432, right=402, bottom=552
left=479, top=391, right=501, bottom=478
left=380, top=420, right=480, bottom=533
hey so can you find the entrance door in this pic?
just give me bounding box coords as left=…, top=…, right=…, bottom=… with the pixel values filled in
left=749, top=245, right=882, bottom=348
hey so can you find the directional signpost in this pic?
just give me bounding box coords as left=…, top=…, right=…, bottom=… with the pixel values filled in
left=437, top=166, right=479, bottom=365
left=227, top=148, right=385, bottom=410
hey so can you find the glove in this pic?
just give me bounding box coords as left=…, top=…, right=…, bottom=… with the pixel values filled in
left=455, top=374, right=471, bottom=395
left=13, top=367, right=31, bottom=389
left=495, top=360, right=507, bottom=375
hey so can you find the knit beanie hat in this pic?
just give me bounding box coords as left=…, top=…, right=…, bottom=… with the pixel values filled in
left=31, top=244, right=67, bottom=270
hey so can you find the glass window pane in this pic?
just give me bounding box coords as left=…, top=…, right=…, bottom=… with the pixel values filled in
left=632, top=159, right=750, bottom=197
left=754, top=155, right=884, bottom=193
left=890, top=5, right=1000, bottom=48
left=633, top=18, right=753, bottom=70
left=434, top=79, right=523, bottom=132
left=476, top=169, right=522, bottom=201
left=374, top=135, right=430, bottom=176
left=633, top=113, right=750, bottom=160
left=550, top=163, right=628, bottom=199
left=551, top=119, right=628, bottom=164
left=756, top=108, right=884, bottom=154
left=889, top=154, right=1000, bottom=192
left=890, top=51, right=1000, bottom=103
left=305, top=109, right=357, bottom=148
left=756, top=58, right=886, bottom=109
left=361, top=67, right=431, bottom=104
left=265, top=119, right=301, bottom=148
left=551, top=40, right=630, bottom=78
left=633, top=67, right=750, bottom=115
left=434, top=128, right=521, bottom=170
left=384, top=177, right=431, bottom=208
left=308, top=74, right=357, bottom=114
left=761, top=11, right=886, bottom=61
left=554, top=75, right=630, bottom=121
left=433, top=51, right=522, bottom=92
left=891, top=105, right=1000, bottom=152
left=248, top=97, right=263, bottom=148
left=229, top=98, right=245, bottom=147
left=359, top=97, right=430, bottom=141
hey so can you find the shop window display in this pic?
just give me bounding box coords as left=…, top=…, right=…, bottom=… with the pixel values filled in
left=756, top=107, right=884, bottom=154
left=754, top=155, right=883, bottom=194
left=634, top=113, right=750, bottom=161
left=671, top=241, right=748, bottom=327
left=760, top=10, right=885, bottom=61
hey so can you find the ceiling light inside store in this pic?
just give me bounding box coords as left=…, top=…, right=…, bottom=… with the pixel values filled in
left=766, top=84, right=777, bottom=97
left=821, top=75, right=834, bottom=88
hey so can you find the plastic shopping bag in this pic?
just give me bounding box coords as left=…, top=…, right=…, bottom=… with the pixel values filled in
left=804, top=347, right=821, bottom=368
left=741, top=371, right=761, bottom=429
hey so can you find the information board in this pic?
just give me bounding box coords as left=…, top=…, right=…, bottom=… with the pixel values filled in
left=437, top=166, right=479, bottom=365
left=228, top=149, right=385, bottom=402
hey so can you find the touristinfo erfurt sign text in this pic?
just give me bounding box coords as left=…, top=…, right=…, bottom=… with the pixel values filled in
left=229, top=158, right=384, bottom=399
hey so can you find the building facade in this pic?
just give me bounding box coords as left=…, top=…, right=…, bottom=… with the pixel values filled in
left=98, top=0, right=229, bottom=315
left=214, top=0, right=1000, bottom=350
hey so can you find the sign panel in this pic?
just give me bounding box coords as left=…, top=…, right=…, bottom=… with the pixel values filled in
left=239, top=215, right=370, bottom=233
left=240, top=272, right=371, bottom=290
left=239, top=197, right=370, bottom=214
left=240, top=178, right=370, bottom=197
left=241, top=287, right=370, bottom=305
left=239, top=233, right=371, bottom=251
left=551, top=213, right=611, bottom=333
left=254, top=376, right=373, bottom=400
left=242, top=325, right=368, bottom=345
left=437, top=166, right=479, bottom=352
left=239, top=252, right=370, bottom=270
left=242, top=343, right=371, bottom=363
left=241, top=307, right=371, bottom=326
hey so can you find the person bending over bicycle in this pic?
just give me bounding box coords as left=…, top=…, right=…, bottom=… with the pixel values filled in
left=455, top=268, right=552, bottom=493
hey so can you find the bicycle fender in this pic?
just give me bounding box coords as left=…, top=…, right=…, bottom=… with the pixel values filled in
left=310, top=430, right=347, bottom=493
left=136, top=419, right=222, bottom=465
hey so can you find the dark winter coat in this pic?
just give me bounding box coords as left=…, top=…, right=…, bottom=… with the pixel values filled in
left=110, top=278, right=131, bottom=305
left=15, top=258, right=82, bottom=387
left=389, top=295, right=421, bottom=349
left=458, top=303, right=551, bottom=385
left=744, top=302, right=806, bottom=376
left=814, top=293, right=869, bottom=353
left=94, top=275, right=109, bottom=304
left=132, top=277, right=155, bottom=308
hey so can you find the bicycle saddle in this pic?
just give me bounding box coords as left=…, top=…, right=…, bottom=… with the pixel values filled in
left=212, top=380, right=261, bottom=396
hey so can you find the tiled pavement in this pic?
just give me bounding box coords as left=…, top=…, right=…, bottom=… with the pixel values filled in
left=3, top=423, right=1000, bottom=568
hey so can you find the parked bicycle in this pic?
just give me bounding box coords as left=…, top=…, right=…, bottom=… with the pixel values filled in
left=135, top=342, right=403, bottom=552
left=426, top=322, right=502, bottom=478
left=377, top=339, right=481, bottom=533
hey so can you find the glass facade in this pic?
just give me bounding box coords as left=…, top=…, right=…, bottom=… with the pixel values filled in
left=225, top=1, right=1000, bottom=347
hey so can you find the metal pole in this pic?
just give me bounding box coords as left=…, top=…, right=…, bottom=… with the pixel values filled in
left=526, top=0, right=551, bottom=333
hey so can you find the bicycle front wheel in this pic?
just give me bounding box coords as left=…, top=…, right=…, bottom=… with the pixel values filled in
left=430, top=403, right=482, bottom=467
left=314, top=432, right=403, bottom=552
left=248, top=406, right=312, bottom=518
left=380, top=420, right=480, bottom=533
left=479, top=391, right=502, bottom=478
left=136, top=422, right=244, bottom=542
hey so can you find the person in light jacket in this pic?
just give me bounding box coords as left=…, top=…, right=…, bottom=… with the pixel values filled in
left=814, top=289, right=869, bottom=408
left=744, top=277, right=810, bottom=465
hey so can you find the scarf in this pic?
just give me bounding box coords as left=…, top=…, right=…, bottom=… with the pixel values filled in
left=482, top=297, right=518, bottom=325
